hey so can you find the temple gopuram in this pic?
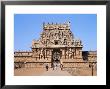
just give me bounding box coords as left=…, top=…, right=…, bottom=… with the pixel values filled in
left=14, top=22, right=97, bottom=76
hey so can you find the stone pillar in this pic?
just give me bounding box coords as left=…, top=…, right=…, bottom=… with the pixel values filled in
left=65, top=49, right=66, bottom=59
left=47, top=49, right=52, bottom=62
left=61, top=49, right=65, bottom=59
left=45, top=49, right=47, bottom=58
left=67, top=48, right=69, bottom=59
left=79, top=50, right=82, bottom=58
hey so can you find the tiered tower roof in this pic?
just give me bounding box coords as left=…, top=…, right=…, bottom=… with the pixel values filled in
left=32, top=22, right=83, bottom=48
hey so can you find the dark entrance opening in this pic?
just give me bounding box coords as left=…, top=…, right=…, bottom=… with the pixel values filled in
left=54, top=40, right=58, bottom=45
left=52, top=49, right=61, bottom=68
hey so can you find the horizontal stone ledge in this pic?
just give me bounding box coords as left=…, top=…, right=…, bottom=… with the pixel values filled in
left=14, top=62, right=51, bottom=63
left=63, top=62, right=97, bottom=63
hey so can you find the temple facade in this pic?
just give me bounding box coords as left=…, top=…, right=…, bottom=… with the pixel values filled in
left=14, top=22, right=97, bottom=76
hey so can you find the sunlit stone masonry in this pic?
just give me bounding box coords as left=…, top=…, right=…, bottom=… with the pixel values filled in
left=14, top=22, right=97, bottom=76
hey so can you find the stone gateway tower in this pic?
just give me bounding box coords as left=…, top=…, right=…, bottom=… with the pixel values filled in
left=14, top=22, right=97, bottom=76
left=31, top=22, right=83, bottom=67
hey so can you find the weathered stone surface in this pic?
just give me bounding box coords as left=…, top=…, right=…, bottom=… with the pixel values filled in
left=14, top=22, right=97, bottom=76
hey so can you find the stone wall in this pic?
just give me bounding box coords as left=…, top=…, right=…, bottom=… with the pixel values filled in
left=82, top=51, right=97, bottom=62
left=14, top=51, right=97, bottom=68
left=14, top=22, right=97, bottom=75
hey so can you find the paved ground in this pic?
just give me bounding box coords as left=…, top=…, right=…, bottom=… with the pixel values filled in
left=41, top=68, right=71, bottom=76
left=14, top=68, right=45, bottom=76
left=14, top=67, right=96, bottom=76
left=14, top=67, right=71, bottom=76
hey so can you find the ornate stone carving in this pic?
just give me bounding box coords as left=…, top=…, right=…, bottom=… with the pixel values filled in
left=14, top=22, right=97, bottom=74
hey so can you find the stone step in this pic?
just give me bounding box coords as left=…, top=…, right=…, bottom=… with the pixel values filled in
left=41, top=68, right=71, bottom=76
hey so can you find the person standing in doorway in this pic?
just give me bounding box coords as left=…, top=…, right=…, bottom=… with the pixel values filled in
left=60, top=64, right=63, bottom=70
left=53, top=64, right=55, bottom=70
left=45, top=64, right=49, bottom=71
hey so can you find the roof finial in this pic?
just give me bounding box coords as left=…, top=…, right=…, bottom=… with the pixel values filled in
left=43, top=22, right=45, bottom=27
left=67, top=21, right=70, bottom=26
